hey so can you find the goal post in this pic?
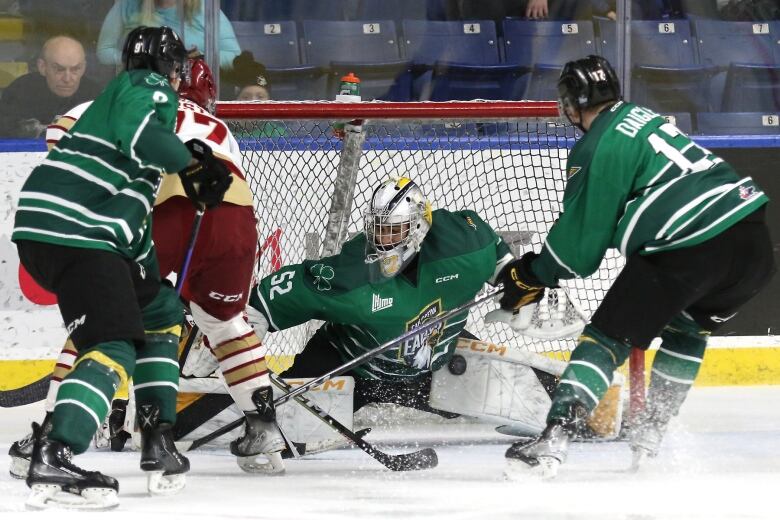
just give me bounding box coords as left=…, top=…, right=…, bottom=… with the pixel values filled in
left=216, top=100, right=644, bottom=417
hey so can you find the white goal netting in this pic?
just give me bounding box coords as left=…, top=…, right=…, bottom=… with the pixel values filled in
left=220, top=101, right=624, bottom=371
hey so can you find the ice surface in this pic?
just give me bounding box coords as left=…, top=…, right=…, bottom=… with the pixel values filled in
left=1, top=386, right=778, bottom=520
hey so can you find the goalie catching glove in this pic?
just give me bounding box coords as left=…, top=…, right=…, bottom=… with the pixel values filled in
left=497, top=252, right=547, bottom=311
left=178, top=138, right=232, bottom=209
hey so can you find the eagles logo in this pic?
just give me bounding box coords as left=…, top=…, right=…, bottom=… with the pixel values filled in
left=399, top=300, right=444, bottom=366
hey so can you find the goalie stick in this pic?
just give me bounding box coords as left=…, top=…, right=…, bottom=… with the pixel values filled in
left=188, top=287, right=502, bottom=451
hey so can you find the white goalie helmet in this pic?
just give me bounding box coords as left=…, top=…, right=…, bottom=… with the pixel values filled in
left=364, top=177, right=433, bottom=278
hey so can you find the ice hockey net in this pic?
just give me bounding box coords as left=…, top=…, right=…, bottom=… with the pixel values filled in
left=216, top=100, right=626, bottom=374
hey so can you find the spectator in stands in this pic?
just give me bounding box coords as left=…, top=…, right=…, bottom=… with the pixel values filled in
left=96, top=0, right=240, bottom=69
left=222, top=52, right=285, bottom=137
left=223, top=51, right=271, bottom=101
left=0, top=35, right=100, bottom=138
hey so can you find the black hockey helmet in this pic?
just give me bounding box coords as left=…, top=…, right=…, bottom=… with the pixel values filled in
left=557, top=55, right=621, bottom=113
left=122, top=26, right=187, bottom=80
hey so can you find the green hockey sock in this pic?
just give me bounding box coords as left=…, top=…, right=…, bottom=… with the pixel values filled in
left=133, top=333, right=180, bottom=424
left=651, top=313, right=708, bottom=385
left=49, top=340, right=135, bottom=454
left=548, top=325, right=631, bottom=423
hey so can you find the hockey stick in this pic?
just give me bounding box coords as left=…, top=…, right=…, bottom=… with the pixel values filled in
left=175, top=208, right=205, bottom=295
left=268, top=374, right=438, bottom=471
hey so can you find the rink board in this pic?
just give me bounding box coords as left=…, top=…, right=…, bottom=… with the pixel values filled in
left=1, top=150, right=778, bottom=398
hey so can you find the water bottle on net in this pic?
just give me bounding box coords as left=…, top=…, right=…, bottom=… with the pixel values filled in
left=334, top=72, right=362, bottom=140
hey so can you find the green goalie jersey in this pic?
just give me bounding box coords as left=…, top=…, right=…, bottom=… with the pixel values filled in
left=12, top=69, right=191, bottom=261
left=250, top=209, right=513, bottom=381
left=532, top=101, right=769, bottom=286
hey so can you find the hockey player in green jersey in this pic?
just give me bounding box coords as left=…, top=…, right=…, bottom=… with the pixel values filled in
left=497, top=55, right=776, bottom=478
left=247, top=176, right=514, bottom=421
left=11, top=26, right=232, bottom=509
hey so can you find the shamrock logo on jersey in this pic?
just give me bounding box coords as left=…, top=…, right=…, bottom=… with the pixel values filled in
left=310, top=263, right=334, bottom=291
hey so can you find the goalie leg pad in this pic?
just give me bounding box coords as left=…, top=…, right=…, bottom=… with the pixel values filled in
left=430, top=338, right=568, bottom=436
left=432, top=338, right=625, bottom=439
left=274, top=377, right=355, bottom=453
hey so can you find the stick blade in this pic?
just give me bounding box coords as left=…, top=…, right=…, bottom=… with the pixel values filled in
left=381, top=447, right=438, bottom=471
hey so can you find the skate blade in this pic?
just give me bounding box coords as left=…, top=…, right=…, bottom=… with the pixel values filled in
left=236, top=451, right=285, bottom=475
left=630, top=447, right=651, bottom=472
left=147, top=471, right=187, bottom=496
left=26, top=483, right=119, bottom=510
left=504, top=456, right=560, bottom=481
left=9, top=456, right=30, bottom=480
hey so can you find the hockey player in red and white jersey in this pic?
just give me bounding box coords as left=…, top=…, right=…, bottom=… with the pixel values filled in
left=9, top=54, right=286, bottom=478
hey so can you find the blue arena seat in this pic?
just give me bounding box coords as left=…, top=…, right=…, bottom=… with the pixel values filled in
left=231, top=21, right=301, bottom=67
left=596, top=20, right=697, bottom=70
left=401, top=20, right=501, bottom=66
left=696, top=112, right=780, bottom=135
left=721, top=63, right=780, bottom=112
left=503, top=20, right=596, bottom=67
left=401, top=20, right=503, bottom=100
left=772, top=22, right=780, bottom=63
left=594, top=18, right=616, bottom=65
left=632, top=65, right=718, bottom=113
left=302, top=20, right=407, bottom=100
left=693, top=20, right=777, bottom=110
left=231, top=21, right=327, bottom=100
left=694, top=21, right=776, bottom=68
left=522, top=64, right=563, bottom=101
left=302, top=20, right=401, bottom=67
left=428, top=62, right=527, bottom=101
left=630, top=20, right=696, bottom=67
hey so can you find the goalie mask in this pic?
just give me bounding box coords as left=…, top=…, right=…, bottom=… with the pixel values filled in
left=364, top=177, right=432, bottom=279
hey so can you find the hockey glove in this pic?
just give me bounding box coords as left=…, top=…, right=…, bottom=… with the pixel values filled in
left=498, top=252, right=546, bottom=311
left=178, top=138, right=233, bottom=209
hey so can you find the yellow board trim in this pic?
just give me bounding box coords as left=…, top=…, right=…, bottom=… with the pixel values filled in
left=0, top=360, right=54, bottom=390
left=2, top=348, right=779, bottom=393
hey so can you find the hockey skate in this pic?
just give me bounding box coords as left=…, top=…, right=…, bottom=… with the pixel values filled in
left=9, top=413, right=51, bottom=480
left=230, top=387, right=286, bottom=474
left=504, top=403, right=585, bottom=481
left=504, top=422, right=571, bottom=480
left=137, top=404, right=190, bottom=495
left=629, top=412, right=670, bottom=471
left=630, top=377, right=689, bottom=471
left=25, top=422, right=119, bottom=510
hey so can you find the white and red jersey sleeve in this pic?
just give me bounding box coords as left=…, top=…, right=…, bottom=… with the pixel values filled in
left=45, top=101, right=93, bottom=150
left=156, top=99, right=255, bottom=207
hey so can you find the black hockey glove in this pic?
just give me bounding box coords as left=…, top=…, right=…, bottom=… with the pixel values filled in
left=178, top=138, right=233, bottom=209
left=498, top=252, right=546, bottom=311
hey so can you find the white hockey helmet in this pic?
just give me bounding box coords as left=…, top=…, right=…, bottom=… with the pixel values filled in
left=364, top=177, right=432, bottom=278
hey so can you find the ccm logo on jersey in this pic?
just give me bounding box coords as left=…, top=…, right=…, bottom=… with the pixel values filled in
left=66, top=314, right=87, bottom=335
left=208, top=291, right=243, bottom=302
left=435, top=274, right=459, bottom=284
